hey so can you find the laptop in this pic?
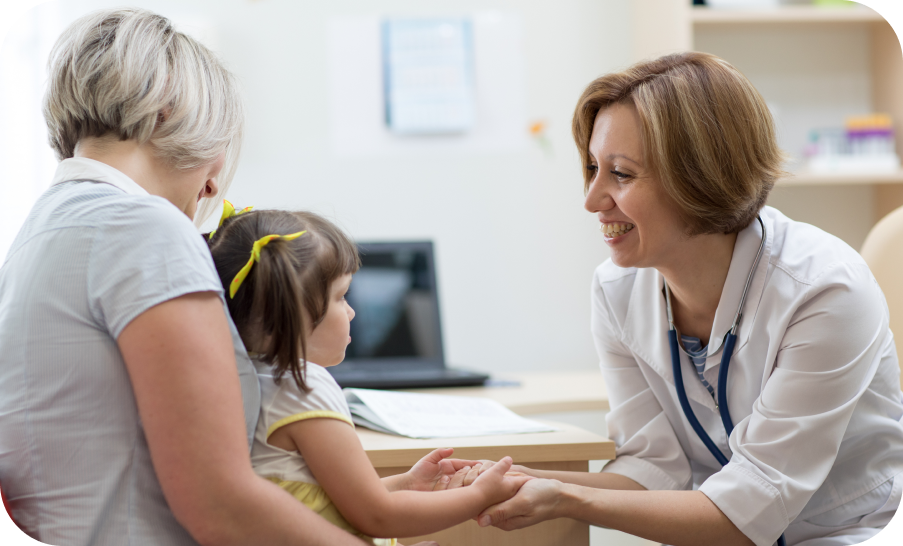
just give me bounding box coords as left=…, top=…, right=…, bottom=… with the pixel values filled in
left=327, top=241, right=490, bottom=389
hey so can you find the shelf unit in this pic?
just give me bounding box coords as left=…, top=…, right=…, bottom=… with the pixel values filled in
left=691, top=5, right=884, bottom=24
left=631, top=1, right=903, bottom=242
left=785, top=170, right=903, bottom=186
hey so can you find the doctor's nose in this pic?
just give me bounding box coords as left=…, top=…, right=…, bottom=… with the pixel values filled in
left=584, top=178, right=615, bottom=214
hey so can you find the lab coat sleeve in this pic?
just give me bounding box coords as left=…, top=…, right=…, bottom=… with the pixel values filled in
left=591, top=269, right=692, bottom=491
left=699, top=262, right=890, bottom=546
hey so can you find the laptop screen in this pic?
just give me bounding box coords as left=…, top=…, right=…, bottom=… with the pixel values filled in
left=344, top=241, right=444, bottom=367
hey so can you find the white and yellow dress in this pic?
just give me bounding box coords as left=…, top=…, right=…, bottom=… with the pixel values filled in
left=251, top=361, right=395, bottom=546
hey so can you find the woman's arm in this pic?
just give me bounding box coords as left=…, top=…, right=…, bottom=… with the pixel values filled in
left=479, top=479, right=753, bottom=546
left=523, top=469, right=644, bottom=490
left=476, top=461, right=646, bottom=491
left=281, top=416, right=530, bottom=538
left=119, top=293, right=371, bottom=546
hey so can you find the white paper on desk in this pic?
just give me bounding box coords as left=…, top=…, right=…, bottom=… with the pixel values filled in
left=344, top=388, right=558, bottom=439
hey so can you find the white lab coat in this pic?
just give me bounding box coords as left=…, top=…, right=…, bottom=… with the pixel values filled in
left=594, top=206, right=903, bottom=546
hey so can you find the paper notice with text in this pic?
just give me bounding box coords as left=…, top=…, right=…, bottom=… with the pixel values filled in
left=345, top=388, right=558, bottom=438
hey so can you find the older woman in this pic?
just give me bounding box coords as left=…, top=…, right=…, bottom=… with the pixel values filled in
left=0, top=9, right=451, bottom=546
left=476, top=53, right=903, bottom=546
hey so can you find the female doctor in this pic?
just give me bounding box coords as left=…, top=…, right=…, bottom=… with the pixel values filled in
left=476, top=52, right=903, bottom=545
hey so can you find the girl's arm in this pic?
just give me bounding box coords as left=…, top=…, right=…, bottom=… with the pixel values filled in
left=119, top=293, right=371, bottom=546
left=276, top=417, right=530, bottom=538
left=478, top=479, right=754, bottom=546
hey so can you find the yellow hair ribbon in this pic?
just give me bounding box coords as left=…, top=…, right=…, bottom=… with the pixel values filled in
left=229, top=231, right=308, bottom=298
left=208, top=200, right=254, bottom=240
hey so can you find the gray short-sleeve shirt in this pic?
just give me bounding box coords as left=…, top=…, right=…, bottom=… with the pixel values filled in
left=0, top=158, right=259, bottom=546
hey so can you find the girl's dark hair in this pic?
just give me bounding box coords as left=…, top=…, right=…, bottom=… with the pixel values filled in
left=207, top=210, right=360, bottom=390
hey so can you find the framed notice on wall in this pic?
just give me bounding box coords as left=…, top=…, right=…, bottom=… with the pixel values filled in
left=382, top=18, right=475, bottom=135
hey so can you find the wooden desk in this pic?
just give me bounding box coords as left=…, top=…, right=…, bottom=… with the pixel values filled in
left=357, top=372, right=615, bottom=546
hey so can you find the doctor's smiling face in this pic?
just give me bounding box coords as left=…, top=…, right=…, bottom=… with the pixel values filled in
left=584, top=102, right=688, bottom=269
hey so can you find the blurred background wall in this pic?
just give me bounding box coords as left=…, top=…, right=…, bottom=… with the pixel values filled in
left=1, top=0, right=634, bottom=377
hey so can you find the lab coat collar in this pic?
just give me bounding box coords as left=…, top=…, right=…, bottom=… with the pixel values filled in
left=51, top=157, right=149, bottom=196
left=623, top=267, right=718, bottom=409
left=704, top=211, right=772, bottom=365
left=620, top=208, right=774, bottom=410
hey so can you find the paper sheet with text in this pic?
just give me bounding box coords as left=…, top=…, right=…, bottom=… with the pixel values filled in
left=345, top=388, right=558, bottom=439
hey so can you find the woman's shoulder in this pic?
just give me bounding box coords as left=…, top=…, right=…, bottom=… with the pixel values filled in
left=81, top=190, right=213, bottom=275
left=764, top=206, right=871, bottom=288
left=28, top=180, right=200, bottom=250
left=90, top=189, right=197, bottom=238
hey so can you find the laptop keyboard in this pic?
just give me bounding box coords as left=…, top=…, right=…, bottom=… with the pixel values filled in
left=329, top=366, right=488, bottom=389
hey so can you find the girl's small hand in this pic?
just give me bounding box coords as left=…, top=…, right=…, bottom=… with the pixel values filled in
left=471, top=457, right=534, bottom=506
left=443, top=462, right=484, bottom=489
left=402, top=448, right=482, bottom=491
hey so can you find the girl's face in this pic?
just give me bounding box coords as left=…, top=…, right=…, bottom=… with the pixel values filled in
left=584, top=102, right=687, bottom=269
left=306, top=274, right=355, bottom=367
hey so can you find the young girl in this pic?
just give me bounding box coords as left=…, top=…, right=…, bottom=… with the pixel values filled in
left=207, top=207, right=529, bottom=545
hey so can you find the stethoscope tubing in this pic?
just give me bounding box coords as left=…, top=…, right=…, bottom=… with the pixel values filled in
left=668, top=329, right=730, bottom=467
left=664, top=215, right=785, bottom=546
left=717, top=332, right=738, bottom=436
left=669, top=336, right=785, bottom=545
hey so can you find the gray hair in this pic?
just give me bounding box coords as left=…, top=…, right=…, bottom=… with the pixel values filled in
left=43, top=8, right=244, bottom=224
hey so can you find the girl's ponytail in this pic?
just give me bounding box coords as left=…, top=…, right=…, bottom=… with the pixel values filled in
left=251, top=239, right=308, bottom=390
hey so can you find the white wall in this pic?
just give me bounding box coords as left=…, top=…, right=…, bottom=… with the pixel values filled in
left=0, top=0, right=634, bottom=375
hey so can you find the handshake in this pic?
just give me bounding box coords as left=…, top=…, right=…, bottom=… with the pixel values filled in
left=402, top=448, right=564, bottom=533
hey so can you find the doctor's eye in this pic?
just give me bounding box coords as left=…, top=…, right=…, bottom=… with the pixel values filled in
left=610, top=169, right=633, bottom=182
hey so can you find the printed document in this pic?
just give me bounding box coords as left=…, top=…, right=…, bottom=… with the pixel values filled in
left=345, top=388, right=558, bottom=439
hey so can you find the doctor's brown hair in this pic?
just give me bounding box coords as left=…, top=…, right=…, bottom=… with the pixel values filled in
left=573, top=52, right=786, bottom=235
left=207, top=210, right=360, bottom=390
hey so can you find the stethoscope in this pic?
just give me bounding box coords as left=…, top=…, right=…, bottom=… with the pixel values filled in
left=664, top=215, right=785, bottom=546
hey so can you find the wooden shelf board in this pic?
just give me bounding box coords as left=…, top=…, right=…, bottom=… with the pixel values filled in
left=692, top=5, right=884, bottom=25
left=779, top=170, right=903, bottom=186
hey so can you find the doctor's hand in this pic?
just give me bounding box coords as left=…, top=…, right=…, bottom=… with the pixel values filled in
left=477, top=478, right=564, bottom=531
left=390, top=448, right=483, bottom=492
